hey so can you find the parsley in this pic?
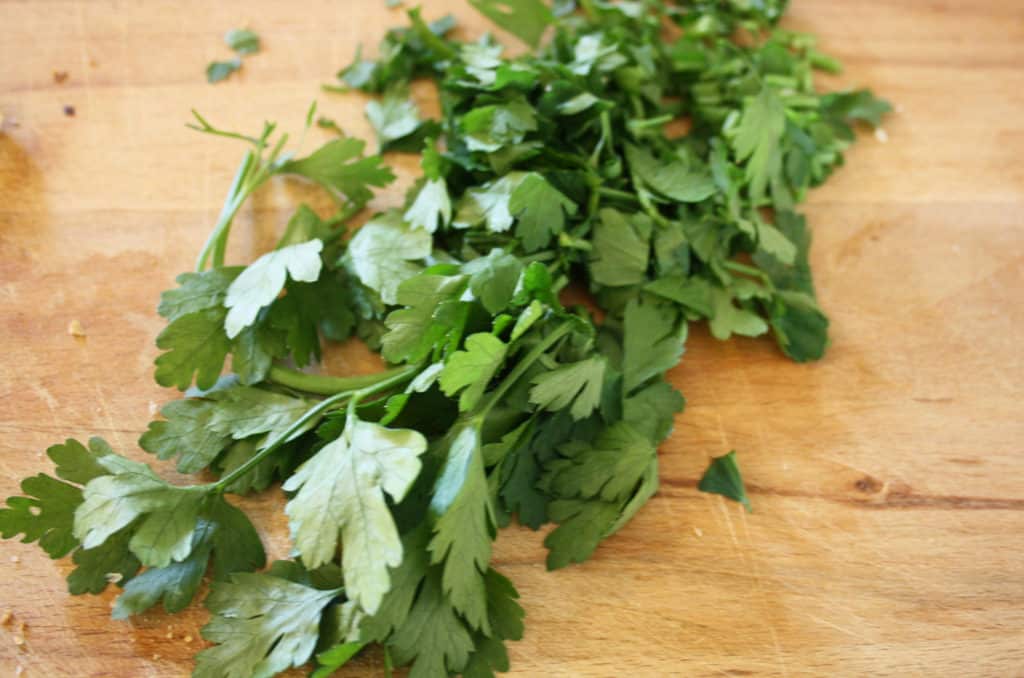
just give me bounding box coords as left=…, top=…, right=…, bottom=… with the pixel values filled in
left=698, top=451, right=752, bottom=512
left=225, top=28, right=261, bottom=55
left=3, top=2, right=889, bottom=676
left=206, top=59, right=241, bottom=83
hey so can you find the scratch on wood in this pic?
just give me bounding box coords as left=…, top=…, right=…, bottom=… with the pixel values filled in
left=660, top=477, right=1024, bottom=511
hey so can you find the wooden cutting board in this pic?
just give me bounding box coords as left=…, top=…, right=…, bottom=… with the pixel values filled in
left=1, top=1, right=1022, bottom=675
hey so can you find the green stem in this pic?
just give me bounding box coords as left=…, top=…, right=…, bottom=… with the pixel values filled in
left=211, top=390, right=350, bottom=492
left=598, top=186, right=641, bottom=204
left=196, top=150, right=257, bottom=271
left=476, top=319, right=573, bottom=419
left=212, top=364, right=421, bottom=492
left=268, top=364, right=412, bottom=396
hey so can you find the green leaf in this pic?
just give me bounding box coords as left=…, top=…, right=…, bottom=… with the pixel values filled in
left=283, top=417, right=427, bottom=614
left=428, top=426, right=494, bottom=632
left=625, top=144, right=716, bottom=203
left=74, top=457, right=205, bottom=568
left=439, top=333, right=508, bottom=412
left=0, top=438, right=118, bottom=559
left=404, top=178, right=451, bottom=233
left=224, top=239, right=324, bottom=338
left=622, top=296, right=686, bottom=393
left=462, top=99, right=537, bottom=153
left=139, top=398, right=229, bottom=473
left=645, top=275, right=712, bottom=316
left=157, top=267, right=241, bottom=322
left=462, top=569, right=524, bottom=677
left=623, top=380, right=684, bottom=443
left=822, top=89, right=892, bottom=128
left=708, top=287, right=769, bottom=340
left=366, top=90, right=423, bottom=148
left=698, top=451, right=751, bottom=511
left=730, top=86, right=786, bottom=202
left=140, top=386, right=314, bottom=474
left=529, top=356, right=605, bottom=421
left=346, top=211, right=432, bottom=304
left=756, top=220, right=797, bottom=265
left=112, top=537, right=209, bottom=618
left=311, top=642, right=364, bottom=678
left=589, top=208, right=651, bottom=287
left=469, top=0, right=554, bottom=47
left=0, top=474, right=81, bottom=558
left=541, top=422, right=655, bottom=502
left=231, top=323, right=286, bottom=385
left=463, top=249, right=523, bottom=315
left=281, top=137, right=395, bottom=205
left=67, top=527, right=140, bottom=595
left=225, top=28, right=260, bottom=55
left=359, top=526, right=431, bottom=642
left=194, top=573, right=340, bottom=678
left=382, top=274, right=468, bottom=364
left=543, top=498, right=621, bottom=569
left=207, top=59, right=241, bottom=83
left=453, top=173, right=525, bottom=233
left=388, top=569, right=475, bottom=677
left=154, top=308, right=232, bottom=391
left=509, top=172, right=578, bottom=252
left=767, top=290, right=829, bottom=362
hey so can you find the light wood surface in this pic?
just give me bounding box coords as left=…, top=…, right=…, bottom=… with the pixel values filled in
left=1, top=1, right=1022, bottom=676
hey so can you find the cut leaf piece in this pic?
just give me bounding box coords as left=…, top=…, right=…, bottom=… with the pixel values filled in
left=698, top=451, right=752, bottom=512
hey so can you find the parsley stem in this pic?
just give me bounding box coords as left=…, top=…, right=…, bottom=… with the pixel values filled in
left=210, top=390, right=349, bottom=493
left=476, top=318, right=573, bottom=419
left=211, top=364, right=421, bottom=492
left=268, top=365, right=413, bottom=396
left=196, top=150, right=257, bottom=271
left=597, top=186, right=640, bottom=204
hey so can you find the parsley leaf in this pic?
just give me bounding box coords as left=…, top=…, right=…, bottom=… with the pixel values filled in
left=382, top=273, right=468, bottom=364
left=206, top=59, right=241, bottom=83
left=469, top=0, right=554, bottom=47
left=194, top=573, right=340, bottom=678
left=428, top=425, right=494, bottom=632
left=225, top=28, right=260, bottom=55
left=439, top=333, right=508, bottom=412
left=366, top=89, right=423, bottom=149
left=530, top=356, right=605, bottom=421
left=454, top=173, right=524, bottom=233
left=154, top=308, right=232, bottom=391
left=698, top=450, right=751, bottom=511
left=589, top=209, right=651, bottom=287
left=139, top=386, right=314, bottom=473
left=622, top=296, right=686, bottom=393
left=626, top=144, right=716, bottom=204
left=283, top=417, right=427, bottom=613
left=541, top=422, right=655, bottom=502
left=404, top=178, right=451, bottom=233
left=281, top=137, right=395, bottom=205
left=509, top=172, right=578, bottom=252
left=346, top=211, right=432, bottom=304
left=730, top=85, right=787, bottom=203
left=224, top=239, right=323, bottom=338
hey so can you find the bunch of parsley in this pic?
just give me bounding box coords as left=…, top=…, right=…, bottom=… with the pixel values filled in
left=0, top=2, right=888, bottom=677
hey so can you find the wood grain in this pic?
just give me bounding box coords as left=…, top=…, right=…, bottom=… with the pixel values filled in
left=1, top=1, right=1022, bottom=676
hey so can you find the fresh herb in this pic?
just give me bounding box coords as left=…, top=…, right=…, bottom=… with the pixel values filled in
left=208, top=28, right=262, bottom=83
left=698, top=451, right=752, bottom=512
left=2, top=2, right=888, bottom=676
left=225, top=28, right=261, bottom=55
left=206, top=59, right=241, bottom=83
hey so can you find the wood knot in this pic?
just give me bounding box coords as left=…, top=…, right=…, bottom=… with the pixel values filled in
left=854, top=475, right=883, bottom=493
